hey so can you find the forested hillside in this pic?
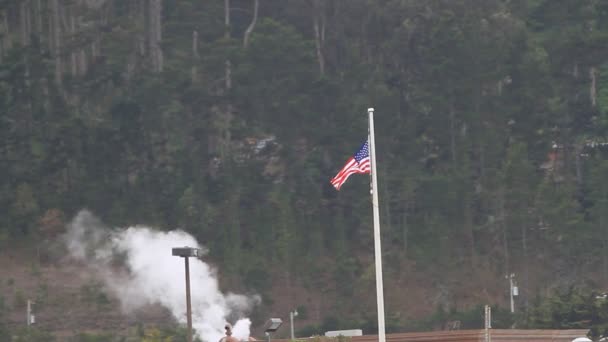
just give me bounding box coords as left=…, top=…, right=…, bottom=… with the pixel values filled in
left=3, top=0, right=608, bottom=340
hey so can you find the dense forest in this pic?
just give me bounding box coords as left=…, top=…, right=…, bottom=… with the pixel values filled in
left=3, top=0, right=608, bottom=340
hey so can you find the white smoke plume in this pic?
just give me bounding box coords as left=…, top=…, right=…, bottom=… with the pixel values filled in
left=64, top=210, right=260, bottom=342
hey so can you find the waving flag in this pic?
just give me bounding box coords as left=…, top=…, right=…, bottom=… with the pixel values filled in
left=330, top=140, right=371, bottom=190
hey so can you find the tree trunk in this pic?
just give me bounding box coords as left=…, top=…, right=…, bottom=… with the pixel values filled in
left=20, top=1, right=30, bottom=47
left=2, top=10, right=12, bottom=53
left=92, top=34, right=100, bottom=58
left=208, top=0, right=234, bottom=161
left=243, top=0, right=259, bottom=48
left=51, top=0, right=62, bottom=86
left=34, top=0, right=42, bottom=35
left=574, top=142, right=584, bottom=187
left=590, top=67, right=597, bottom=107
left=499, top=187, right=510, bottom=277
left=483, top=142, right=489, bottom=180
left=191, top=30, right=199, bottom=82
left=464, top=192, right=477, bottom=269
left=449, top=104, right=456, bottom=163
left=135, top=0, right=145, bottom=58
left=380, top=167, right=392, bottom=236
left=602, top=214, right=608, bottom=283
left=148, top=0, right=163, bottom=73
left=0, top=11, right=5, bottom=63
left=312, top=0, right=325, bottom=77
left=155, top=0, right=163, bottom=72
left=521, top=222, right=529, bottom=313
left=224, top=0, right=232, bottom=90
left=78, top=45, right=87, bottom=75
left=69, top=8, right=77, bottom=77
left=402, top=200, right=410, bottom=257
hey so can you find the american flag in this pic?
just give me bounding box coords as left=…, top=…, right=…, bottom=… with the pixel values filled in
left=330, top=141, right=371, bottom=190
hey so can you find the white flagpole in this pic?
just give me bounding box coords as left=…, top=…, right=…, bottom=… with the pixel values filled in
left=368, top=107, right=386, bottom=342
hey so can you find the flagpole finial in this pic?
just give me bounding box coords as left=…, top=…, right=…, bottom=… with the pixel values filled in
left=368, top=107, right=374, bottom=113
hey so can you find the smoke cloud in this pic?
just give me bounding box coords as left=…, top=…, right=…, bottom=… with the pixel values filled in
left=64, top=210, right=260, bottom=342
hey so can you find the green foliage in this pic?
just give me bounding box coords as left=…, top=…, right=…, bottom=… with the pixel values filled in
left=140, top=328, right=172, bottom=342
left=12, top=327, right=56, bottom=342
left=0, top=294, right=7, bottom=339
left=296, top=305, right=309, bottom=320
left=524, top=287, right=608, bottom=339
left=137, top=326, right=199, bottom=342
left=30, top=261, right=41, bottom=277
left=11, top=183, right=40, bottom=235
left=596, top=63, right=608, bottom=119
left=14, top=288, right=26, bottom=308
left=297, top=325, right=322, bottom=338
left=334, top=253, right=359, bottom=298
left=243, top=266, right=271, bottom=293
left=2, top=0, right=608, bottom=334
left=71, top=332, right=117, bottom=342
left=0, top=324, right=9, bottom=342
left=80, top=281, right=111, bottom=308
left=404, top=304, right=513, bottom=332
left=36, top=280, right=49, bottom=305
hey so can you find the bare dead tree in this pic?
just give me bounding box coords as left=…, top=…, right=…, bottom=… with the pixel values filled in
left=0, top=11, right=6, bottom=63
left=590, top=66, right=597, bottom=107
left=50, top=0, right=63, bottom=85
left=78, top=13, right=87, bottom=76
left=449, top=103, right=457, bottom=163
left=602, top=214, right=608, bottom=284
left=243, top=0, right=259, bottom=48
left=20, top=0, right=31, bottom=47
left=225, top=0, right=232, bottom=89
left=148, top=0, right=163, bottom=72
left=69, top=6, right=78, bottom=77
left=142, top=0, right=163, bottom=73
left=192, top=30, right=199, bottom=82
left=34, top=0, right=42, bottom=34
left=499, top=187, right=510, bottom=281
left=312, top=0, right=326, bottom=77
left=1, top=10, right=12, bottom=59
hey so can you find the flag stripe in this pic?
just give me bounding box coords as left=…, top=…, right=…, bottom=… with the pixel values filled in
left=331, top=162, right=370, bottom=189
left=330, top=141, right=371, bottom=190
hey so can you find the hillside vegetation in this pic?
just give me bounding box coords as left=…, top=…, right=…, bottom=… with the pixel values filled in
left=3, top=0, right=608, bottom=340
